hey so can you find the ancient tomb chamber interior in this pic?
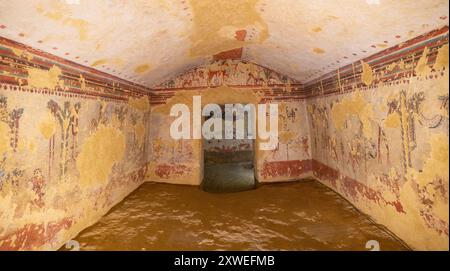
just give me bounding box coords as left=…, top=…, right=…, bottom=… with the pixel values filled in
left=0, top=0, right=448, bottom=251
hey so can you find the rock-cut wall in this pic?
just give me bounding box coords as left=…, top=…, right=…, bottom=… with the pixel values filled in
left=0, top=36, right=152, bottom=250
left=305, top=26, right=449, bottom=250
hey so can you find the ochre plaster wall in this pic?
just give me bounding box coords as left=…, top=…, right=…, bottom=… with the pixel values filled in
left=304, top=27, right=449, bottom=250
left=0, top=37, right=152, bottom=250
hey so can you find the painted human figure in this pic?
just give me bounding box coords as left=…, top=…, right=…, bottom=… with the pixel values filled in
left=30, top=169, right=45, bottom=207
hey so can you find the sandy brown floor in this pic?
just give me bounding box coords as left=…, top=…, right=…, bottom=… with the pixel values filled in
left=64, top=180, right=409, bottom=251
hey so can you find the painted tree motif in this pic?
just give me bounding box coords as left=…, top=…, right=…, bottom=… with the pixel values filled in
left=47, top=100, right=81, bottom=179
left=387, top=91, right=447, bottom=174
left=0, top=95, right=24, bottom=152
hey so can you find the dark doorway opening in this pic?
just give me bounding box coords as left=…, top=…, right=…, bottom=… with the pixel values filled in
left=202, top=105, right=256, bottom=193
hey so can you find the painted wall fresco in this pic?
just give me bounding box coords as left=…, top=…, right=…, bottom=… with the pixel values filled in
left=0, top=36, right=152, bottom=250
left=259, top=100, right=312, bottom=181
left=204, top=138, right=253, bottom=155
left=203, top=107, right=254, bottom=164
left=154, top=59, right=299, bottom=90
left=305, top=27, right=449, bottom=250
left=148, top=61, right=312, bottom=184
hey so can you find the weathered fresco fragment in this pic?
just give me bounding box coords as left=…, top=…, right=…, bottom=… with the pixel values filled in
left=0, top=37, right=152, bottom=250
left=305, top=27, right=449, bottom=250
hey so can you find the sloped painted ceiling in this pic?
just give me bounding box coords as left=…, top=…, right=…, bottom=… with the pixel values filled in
left=0, top=0, right=448, bottom=87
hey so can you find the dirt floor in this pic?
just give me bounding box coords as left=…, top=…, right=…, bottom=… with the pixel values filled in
left=65, top=179, right=409, bottom=251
